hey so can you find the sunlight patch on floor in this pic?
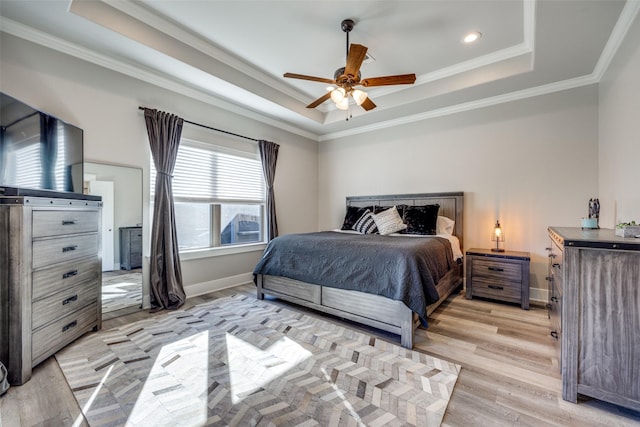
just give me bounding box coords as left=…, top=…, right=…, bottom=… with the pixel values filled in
left=226, top=334, right=311, bottom=404
left=128, top=331, right=210, bottom=425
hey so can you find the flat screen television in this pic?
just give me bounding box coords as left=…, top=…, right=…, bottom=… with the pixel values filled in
left=0, top=92, right=84, bottom=195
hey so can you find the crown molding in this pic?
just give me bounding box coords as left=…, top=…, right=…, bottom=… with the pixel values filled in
left=0, top=18, right=319, bottom=141
left=319, top=74, right=598, bottom=141
left=592, top=0, right=640, bottom=81
left=95, top=0, right=310, bottom=105
left=2, top=0, right=636, bottom=144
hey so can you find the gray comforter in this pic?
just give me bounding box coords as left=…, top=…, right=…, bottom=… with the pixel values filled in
left=253, top=231, right=455, bottom=322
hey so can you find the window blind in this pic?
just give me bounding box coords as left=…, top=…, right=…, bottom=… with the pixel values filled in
left=151, top=140, right=265, bottom=204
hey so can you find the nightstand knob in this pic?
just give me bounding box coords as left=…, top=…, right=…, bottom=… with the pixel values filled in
left=551, top=296, right=558, bottom=303
left=545, top=247, right=552, bottom=251
left=550, top=331, right=558, bottom=339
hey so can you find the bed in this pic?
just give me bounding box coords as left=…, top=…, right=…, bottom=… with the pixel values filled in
left=254, top=192, right=464, bottom=348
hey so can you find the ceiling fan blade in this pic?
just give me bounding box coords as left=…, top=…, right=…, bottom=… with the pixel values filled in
left=283, top=73, right=335, bottom=85
left=360, top=97, right=377, bottom=111
left=361, top=74, right=417, bottom=87
left=306, top=92, right=332, bottom=109
left=344, top=44, right=368, bottom=77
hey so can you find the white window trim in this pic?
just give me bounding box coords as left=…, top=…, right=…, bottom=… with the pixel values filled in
left=151, top=137, right=267, bottom=253
left=179, top=241, right=267, bottom=261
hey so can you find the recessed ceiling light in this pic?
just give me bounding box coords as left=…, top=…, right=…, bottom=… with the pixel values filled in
left=463, top=31, right=482, bottom=43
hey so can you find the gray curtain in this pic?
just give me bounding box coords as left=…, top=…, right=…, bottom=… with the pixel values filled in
left=143, top=108, right=186, bottom=310
left=258, top=140, right=280, bottom=240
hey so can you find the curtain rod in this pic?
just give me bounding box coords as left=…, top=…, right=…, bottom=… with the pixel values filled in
left=138, top=106, right=262, bottom=143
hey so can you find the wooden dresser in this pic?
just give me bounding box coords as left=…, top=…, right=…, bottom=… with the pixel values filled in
left=0, top=191, right=102, bottom=385
left=548, top=227, right=640, bottom=411
left=119, top=226, right=142, bottom=270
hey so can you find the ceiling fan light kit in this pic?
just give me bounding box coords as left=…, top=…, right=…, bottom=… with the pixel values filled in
left=284, top=18, right=416, bottom=115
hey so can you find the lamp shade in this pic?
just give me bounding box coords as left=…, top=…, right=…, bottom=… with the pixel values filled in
left=352, top=89, right=368, bottom=106
left=330, top=87, right=345, bottom=103
left=336, top=97, right=349, bottom=110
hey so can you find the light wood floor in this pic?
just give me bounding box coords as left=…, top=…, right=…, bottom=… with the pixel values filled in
left=2, top=284, right=639, bottom=426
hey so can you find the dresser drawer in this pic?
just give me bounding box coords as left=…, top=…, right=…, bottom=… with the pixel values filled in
left=32, top=281, right=99, bottom=330
left=469, top=277, right=522, bottom=302
left=32, top=257, right=100, bottom=300
left=472, top=258, right=522, bottom=283
left=32, top=302, right=98, bottom=365
left=32, top=209, right=100, bottom=238
left=32, top=234, right=99, bottom=269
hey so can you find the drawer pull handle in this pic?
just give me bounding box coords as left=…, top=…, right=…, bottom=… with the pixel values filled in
left=62, top=219, right=78, bottom=225
left=552, top=263, right=561, bottom=268
left=62, top=270, right=78, bottom=279
left=550, top=331, right=558, bottom=339
left=62, top=320, right=77, bottom=332
left=62, top=294, right=78, bottom=305
left=488, top=285, right=504, bottom=290
left=62, top=245, right=78, bottom=253
left=487, top=267, right=504, bottom=272
left=551, top=296, right=558, bottom=303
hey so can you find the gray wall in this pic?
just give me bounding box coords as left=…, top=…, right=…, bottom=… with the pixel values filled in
left=319, top=86, right=600, bottom=302
left=599, top=11, right=640, bottom=228
left=0, top=34, right=319, bottom=305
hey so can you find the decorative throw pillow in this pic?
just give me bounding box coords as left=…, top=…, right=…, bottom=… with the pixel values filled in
left=373, top=206, right=407, bottom=235
left=436, top=215, right=455, bottom=235
left=402, top=204, right=440, bottom=235
left=341, top=205, right=373, bottom=230
left=352, top=210, right=378, bottom=234
left=375, top=204, right=408, bottom=218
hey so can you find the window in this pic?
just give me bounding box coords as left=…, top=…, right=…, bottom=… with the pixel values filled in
left=151, top=139, right=266, bottom=251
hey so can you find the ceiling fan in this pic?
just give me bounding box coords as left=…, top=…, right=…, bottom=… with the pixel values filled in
left=284, top=19, right=416, bottom=112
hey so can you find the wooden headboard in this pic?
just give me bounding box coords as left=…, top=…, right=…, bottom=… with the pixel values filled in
left=346, top=192, right=464, bottom=250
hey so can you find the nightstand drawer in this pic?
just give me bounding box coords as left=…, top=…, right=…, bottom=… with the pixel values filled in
left=469, top=278, right=521, bottom=302
left=472, top=258, right=522, bottom=283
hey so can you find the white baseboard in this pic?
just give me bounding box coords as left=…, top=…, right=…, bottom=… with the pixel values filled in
left=529, top=287, right=549, bottom=305
left=184, top=272, right=253, bottom=299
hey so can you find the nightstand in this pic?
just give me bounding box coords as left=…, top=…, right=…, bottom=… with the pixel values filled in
left=465, top=248, right=530, bottom=309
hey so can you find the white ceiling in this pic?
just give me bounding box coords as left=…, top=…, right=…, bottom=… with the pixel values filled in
left=1, top=0, right=638, bottom=141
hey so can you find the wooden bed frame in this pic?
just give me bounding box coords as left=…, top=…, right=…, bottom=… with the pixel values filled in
left=256, top=192, right=464, bottom=348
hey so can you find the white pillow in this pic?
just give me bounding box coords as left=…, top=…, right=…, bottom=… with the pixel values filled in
left=373, top=206, right=407, bottom=235
left=436, top=216, right=455, bottom=235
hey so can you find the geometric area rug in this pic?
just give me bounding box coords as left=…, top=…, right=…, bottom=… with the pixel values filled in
left=56, top=294, right=461, bottom=426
